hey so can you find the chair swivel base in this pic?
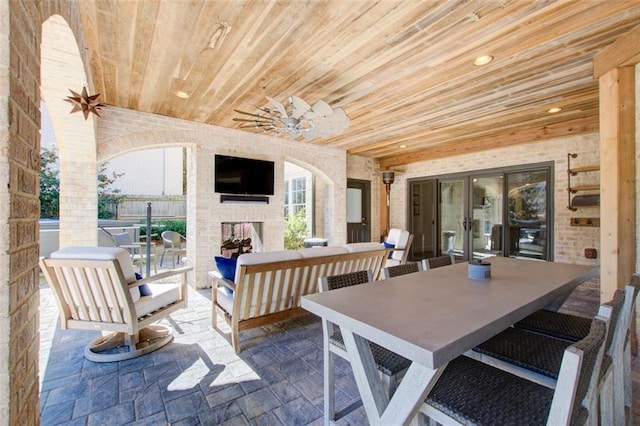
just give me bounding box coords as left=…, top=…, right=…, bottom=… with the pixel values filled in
left=84, top=324, right=173, bottom=363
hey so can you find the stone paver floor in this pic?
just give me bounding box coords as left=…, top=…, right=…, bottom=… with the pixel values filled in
left=38, top=277, right=639, bottom=425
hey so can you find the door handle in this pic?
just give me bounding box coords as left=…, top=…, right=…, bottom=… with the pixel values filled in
left=463, top=218, right=467, bottom=231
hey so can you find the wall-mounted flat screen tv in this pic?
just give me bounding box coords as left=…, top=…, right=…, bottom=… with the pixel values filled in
left=214, top=155, right=275, bottom=196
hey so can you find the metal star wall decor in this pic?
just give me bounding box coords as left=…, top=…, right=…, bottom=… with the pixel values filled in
left=64, top=87, right=105, bottom=119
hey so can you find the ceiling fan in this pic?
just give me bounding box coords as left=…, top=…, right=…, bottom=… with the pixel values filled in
left=233, top=96, right=350, bottom=139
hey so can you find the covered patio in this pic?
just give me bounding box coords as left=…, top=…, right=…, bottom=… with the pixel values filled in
left=2, top=1, right=640, bottom=424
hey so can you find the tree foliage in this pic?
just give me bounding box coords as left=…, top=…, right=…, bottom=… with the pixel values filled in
left=97, top=164, right=124, bottom=219
left=284, top=209, right=307, bottom=250
left=39, top=145, right=124, bottom=219
left=39, top=146, right=60, bottom=218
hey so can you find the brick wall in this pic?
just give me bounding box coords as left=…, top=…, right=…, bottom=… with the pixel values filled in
left=396, top=134, right=601, bottom=266
left=97, top=106, right=348, bottom=288
left=3, top=0, right=42, bottom=424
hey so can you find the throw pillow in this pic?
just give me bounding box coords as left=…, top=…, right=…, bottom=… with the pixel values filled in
left=134, top=272, right=153, bottom=297
left=382, top=242, right=395, bottom=249
left=214, top=256, right=237, bottom=282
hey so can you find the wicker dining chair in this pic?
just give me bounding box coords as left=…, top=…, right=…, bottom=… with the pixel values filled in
left=421, top=254, right=454, bottom=270
left=421, top=316, right=608, bottom=425
left=319, top=269, right=411, bottom=423
left=470, top=287, right=627, bottom=423
left=380, top=261, right=423, bottom=279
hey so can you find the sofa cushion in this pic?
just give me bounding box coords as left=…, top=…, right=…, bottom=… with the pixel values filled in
left=51, top=246, right=141, bottom=302
left=343, top=242, right=386, bottom=253
left=237, top=250, right=302, bottom=266
left=298, top=246, right=348, bottom=258
left=135, top=283, right=181, bottom=318
left=214, top=256, right=238, bottom=281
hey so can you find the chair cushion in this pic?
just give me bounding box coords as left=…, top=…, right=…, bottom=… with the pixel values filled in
left=216, top=286, right=234, bottom=314
left=51, top=246, right=141, bottom=302
left=214, top=256, right=238, bottom=281
left=472, top=327, right=567, bottom=379
left=135, top=283, right=181, bottom=318
left=390, top=231, right=410, bottom=261
left=426, top=356, right=560, bottom=425
left=515, top=309, right=591, bottom=342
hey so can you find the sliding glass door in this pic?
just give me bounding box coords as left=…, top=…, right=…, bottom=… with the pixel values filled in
left=412, top=164, right=552, bottom=262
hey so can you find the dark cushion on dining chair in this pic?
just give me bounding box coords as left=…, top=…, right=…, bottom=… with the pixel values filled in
left=329, top=331, right=411, bottom=376
left=473, top=327, right=567, bottom=379
left=427, top=356, right=559, bottom=425
left=515, top=309, right=592, bottom=342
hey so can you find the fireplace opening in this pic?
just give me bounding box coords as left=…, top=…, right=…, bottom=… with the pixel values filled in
left=221, top=222, right=264, bottom=258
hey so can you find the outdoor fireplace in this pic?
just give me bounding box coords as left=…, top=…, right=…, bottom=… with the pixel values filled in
left=220, top=222, right=264, bottom=258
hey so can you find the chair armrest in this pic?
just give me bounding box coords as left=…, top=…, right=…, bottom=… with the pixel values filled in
left=130, top=266, right=192, bottom=288
left=208, top=270, right=236, bottom=292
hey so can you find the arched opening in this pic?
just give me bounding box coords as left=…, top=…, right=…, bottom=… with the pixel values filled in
left=40, top=14, right=97, bottom=249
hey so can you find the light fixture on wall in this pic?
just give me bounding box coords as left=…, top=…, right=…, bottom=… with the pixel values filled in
left=382, top=171, right=395, bottom=235
left=64, top=87, right=104, bottom=119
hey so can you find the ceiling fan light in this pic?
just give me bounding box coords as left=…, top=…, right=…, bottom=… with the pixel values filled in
left=473, top=55, right=493, bottom=66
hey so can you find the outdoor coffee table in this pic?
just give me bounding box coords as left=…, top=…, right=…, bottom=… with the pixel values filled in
left=301, top=256, right=597, bottom=425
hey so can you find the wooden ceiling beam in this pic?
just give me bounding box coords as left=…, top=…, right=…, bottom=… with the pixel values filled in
left=593, top=23, right=640, bottom=78
left=379, top=115, right=598, bottom=169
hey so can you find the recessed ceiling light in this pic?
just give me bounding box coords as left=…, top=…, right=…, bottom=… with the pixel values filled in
left=548, top=107, right=562, bottom=113
left=174, top=90, right=190, bottom=99
left=473, top=55, right=493, bottom=66
left=399, top=144, right=407, bottom=149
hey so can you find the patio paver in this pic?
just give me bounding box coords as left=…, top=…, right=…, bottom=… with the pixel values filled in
left=38, top=277, right=640, bottom=425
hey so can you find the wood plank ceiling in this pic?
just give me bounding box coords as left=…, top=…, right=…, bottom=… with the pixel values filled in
left=78, top=0, right=640, bottom=167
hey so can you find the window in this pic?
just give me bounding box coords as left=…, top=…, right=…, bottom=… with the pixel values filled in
left=284, top=177, right=306, bottom=217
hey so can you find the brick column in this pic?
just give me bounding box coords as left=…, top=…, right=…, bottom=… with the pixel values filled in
left=1, top=0, right=42, bottom=424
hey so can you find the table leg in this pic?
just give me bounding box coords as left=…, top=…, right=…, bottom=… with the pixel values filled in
left=341, top=328, right=446, bottom=426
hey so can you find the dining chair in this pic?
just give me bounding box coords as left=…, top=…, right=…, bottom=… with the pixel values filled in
left=319, top=269, right=411, bottom=424
left=421, top=254, right=454, bottom=270
left=103, top=228, right=157, bottom=275
left=470, top=287, right=627, bottom=424
left=160, top=230, right=187, bottom=268
left=380, top=260, right=423, bottom=279
left=512, top=276, right=639, bottom=424
left=420, top=316, right=608, bottom=426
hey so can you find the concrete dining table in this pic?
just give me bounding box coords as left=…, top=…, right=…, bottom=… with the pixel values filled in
left=301, top=256, right=598, bottom=425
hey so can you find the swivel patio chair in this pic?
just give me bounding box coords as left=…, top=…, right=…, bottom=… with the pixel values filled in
left=421, top=254, right=454, bottom=270
left=380, top=261, right=423, bottom=279
left=319, top=269, right=411, bottom=423
left=160, top=230, right=187, bottom=268
left=40, top=246, right=191, bottom=362
left=420, top=316, right=608, bottom=425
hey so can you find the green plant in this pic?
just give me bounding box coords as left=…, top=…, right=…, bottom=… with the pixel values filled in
left=139, top=219, right=186, bottom=240
left=284, top=209, right=307, bottom=250
left=39, top=146, right=60, bottom=218
left=97, top=162, right=124, bottom=219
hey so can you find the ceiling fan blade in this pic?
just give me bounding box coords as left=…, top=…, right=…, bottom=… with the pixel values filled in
left=266, top=96, right=287, bottom=117
left=232, top=118, right=272, bottom=124
left=311, top=100, right=334, bottom=116
left=234, top=109, right=264, bottom=117
left=290, top=96, right=311, bottom=119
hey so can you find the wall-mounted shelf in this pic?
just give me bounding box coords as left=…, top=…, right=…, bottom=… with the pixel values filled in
left=570, top=217, right=600, bottom=227
left=567, top=153, right=600, bottom=211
